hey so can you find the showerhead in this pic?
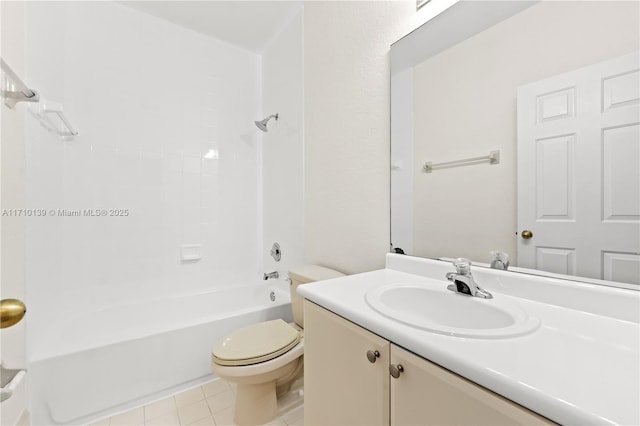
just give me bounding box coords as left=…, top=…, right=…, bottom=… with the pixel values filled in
left=255, top=113, right=278, bottom=132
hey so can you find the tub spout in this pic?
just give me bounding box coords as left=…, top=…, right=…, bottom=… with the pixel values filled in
left=263, top=271, right=279, bottom=280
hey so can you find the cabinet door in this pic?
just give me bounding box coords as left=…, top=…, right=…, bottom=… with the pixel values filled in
left=304, top=301, right=390, bottom=426
left=390, top=345, right=554, bottom=425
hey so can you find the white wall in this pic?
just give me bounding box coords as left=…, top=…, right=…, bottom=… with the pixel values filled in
left=303, top=1, right=416, bottom=274
left=411, top=1, right=640, bottom=263
left=24, top=1, right=262, bottom=358
left=261, top=10, right=305, bottom=278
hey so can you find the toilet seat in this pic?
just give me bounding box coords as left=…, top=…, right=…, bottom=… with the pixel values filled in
left=212, top=319, right=301, bottom=366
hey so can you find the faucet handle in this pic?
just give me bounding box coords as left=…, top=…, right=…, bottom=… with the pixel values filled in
left=452, top=258, right=471, bottom=275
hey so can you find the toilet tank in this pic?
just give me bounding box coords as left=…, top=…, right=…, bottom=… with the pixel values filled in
left=288, top=265, right=345, bottom=328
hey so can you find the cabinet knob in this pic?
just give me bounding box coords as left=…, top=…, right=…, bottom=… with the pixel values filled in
left=389, top=364, right=404, bottom=378
left=366, top=350, right=380, bottom=363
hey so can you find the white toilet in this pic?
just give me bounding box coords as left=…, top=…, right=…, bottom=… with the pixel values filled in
left=211, top=265, right=345, bottom=426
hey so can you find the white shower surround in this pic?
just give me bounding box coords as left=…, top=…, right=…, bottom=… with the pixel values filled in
left=25, top=2, right=263, bottom=356
left=29, top=284, right=292, bottom=425
left=23, top=1, right=304, bottom=423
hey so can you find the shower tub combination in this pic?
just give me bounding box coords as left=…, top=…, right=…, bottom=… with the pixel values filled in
left=29, top=282, right=292, bottom=425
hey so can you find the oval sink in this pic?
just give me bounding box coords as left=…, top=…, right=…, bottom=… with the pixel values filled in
left=365, top=283, right=540, bottom=338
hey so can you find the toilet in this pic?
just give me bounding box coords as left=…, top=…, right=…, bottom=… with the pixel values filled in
left=211, top=265, right=345, bottom=426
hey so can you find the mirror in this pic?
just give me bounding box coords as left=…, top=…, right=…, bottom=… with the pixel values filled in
left=391, top=1, right=640, bottom=289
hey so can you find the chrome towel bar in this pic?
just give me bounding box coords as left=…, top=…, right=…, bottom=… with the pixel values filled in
left=2, top=57, right=78, bottom=137
left=1, top=58, right=39, bottom=108
left=423, top=150, right=500, bottom=173
left=34, top=100, right=79, bottom=137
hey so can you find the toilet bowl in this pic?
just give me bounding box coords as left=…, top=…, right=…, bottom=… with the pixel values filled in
left=211, top=265, right=344, bottom=426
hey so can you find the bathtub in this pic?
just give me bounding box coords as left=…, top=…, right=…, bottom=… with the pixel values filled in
left=29, top=283, right=292, bottom=425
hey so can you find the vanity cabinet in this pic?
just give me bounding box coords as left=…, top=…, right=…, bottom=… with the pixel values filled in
left=304, top=300, right=390, bottom=425
left=304, top=301, right=553, bottom=426
left=390, top=344, right=551, bottom=425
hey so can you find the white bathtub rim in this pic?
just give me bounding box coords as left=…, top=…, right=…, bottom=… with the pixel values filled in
left=91, top=281, right=290, bottom=313
left=29, top=284, right=291, bottom=363
left=29, top=302, right=294, bottom=425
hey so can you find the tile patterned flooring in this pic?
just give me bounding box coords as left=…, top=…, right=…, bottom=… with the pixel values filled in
left=88, top=379, right=304, bottom=426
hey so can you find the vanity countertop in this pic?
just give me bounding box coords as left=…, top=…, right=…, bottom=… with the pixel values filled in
left=297, top=254, right=640, bottom=425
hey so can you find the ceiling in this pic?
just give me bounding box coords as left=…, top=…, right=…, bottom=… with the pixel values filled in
left=121, top=1, right=302, bottom=54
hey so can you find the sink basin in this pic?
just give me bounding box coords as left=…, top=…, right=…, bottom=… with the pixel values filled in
left=365, top=283, right=540, bottom=338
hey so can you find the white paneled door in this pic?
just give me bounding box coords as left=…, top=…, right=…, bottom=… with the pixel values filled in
left=517, top=52, right=640, bottom=285
left=0, top=2, right=29, bottom=425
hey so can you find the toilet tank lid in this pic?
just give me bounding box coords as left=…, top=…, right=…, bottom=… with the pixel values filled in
left=289, top=265, right=345, bottom=283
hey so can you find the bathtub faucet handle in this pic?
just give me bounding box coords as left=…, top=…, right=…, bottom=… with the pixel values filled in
left=263, top=271, right=279, bottom=280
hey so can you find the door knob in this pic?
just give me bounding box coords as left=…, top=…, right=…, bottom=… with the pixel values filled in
left=0, top=299, right=26, bottom=329
left=521, top=230, right=533, bottom=239
left=366, top=350, right=380, bottom=363
left=389, top=364, right=404, bottom=378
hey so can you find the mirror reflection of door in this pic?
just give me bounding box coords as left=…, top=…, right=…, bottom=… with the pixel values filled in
left=390, top=0, right=640, bottom=289
left=517, top=52, right=640, bottom=285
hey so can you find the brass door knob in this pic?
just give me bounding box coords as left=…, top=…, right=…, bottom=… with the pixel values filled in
left=521, top=230, right=533, bottom=239
left=0, top=299, right=26, bottom=329
left=366, top=350, right=380, bottom=363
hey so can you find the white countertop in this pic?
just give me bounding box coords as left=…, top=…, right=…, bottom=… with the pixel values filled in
left=297, top=254, right=640, bottom=425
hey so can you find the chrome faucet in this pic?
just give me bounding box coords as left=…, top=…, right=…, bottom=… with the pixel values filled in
left=490, top=251, right=510, bottom=270
left=445, top=258, right=492, bottom=299
left=263, top=271, right=279, bottom=280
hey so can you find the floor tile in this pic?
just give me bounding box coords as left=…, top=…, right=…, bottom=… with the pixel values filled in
left=202, top=379, right=231, bottom=398
left=110, top=407, right=145, bottom=425
left=145, top=411, right=181, bottom=426
left=88, top=379, right=303, bottom=426
left=286, top=418, right=303, bottom=426
left=145, top=397, right=177, bottom=421
left=276, top=390, right=301, bottom=411
left=205, top=390, right=235, bottom=414
left=174, top=387, right=206, bottom=408
left=177, top=400, right=211, bottom=425
left=211, top=406, right=235, bottom=426
left=262, top=418, right=287, bottom=426
left=189, top=415, right=216, bottom=426
left=281, top=406, right=303, bottom=425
